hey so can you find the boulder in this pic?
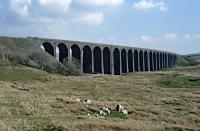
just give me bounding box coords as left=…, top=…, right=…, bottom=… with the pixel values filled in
left=122, top=110, right=128, bottom=115
left=83, top=99, right=91, bottom=104
left=116, top=104, right=124, bottom=112
left=102, top=107, right=110, bottom=114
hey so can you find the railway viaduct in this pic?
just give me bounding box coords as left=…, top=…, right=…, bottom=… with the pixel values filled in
left=29, top=37, right=177, bottom=75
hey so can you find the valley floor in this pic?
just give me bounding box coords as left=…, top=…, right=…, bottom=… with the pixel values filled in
left=0, top=65, right=200, bottom=130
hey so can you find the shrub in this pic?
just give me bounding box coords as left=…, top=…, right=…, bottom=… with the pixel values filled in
left=62, top=58, right=81, bottom=76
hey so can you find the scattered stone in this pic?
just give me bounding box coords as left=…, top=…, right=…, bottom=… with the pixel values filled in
left=95, top=113, right=105, bottom=119
left=95, top=107, right=110, bottom=118
left=102, top=107, right=110, bottom=114
left=95, top=105, right=128, bottom=119
left=11, top=85, right=31, bottom=92
left=116, top=104, right=128, bottom=115
left=76, top=98, right=81, bottom=102
left=116, top=104, right=124, bottom=112
left=83, top=99, right=92, bottom=104
left=162, top=121, right=167, bottom=125
left=99, top=110, right=106, bottom=116
left=122, top=110, right=128, bottom=115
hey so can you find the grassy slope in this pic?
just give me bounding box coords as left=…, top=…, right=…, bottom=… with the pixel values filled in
left=0, top=36, right=76, bottom=75
left=0, top=65, right=200, bottom=130
left=187, top=53, right=200, bottom=64
left=178, top=53, right=200, bottom=66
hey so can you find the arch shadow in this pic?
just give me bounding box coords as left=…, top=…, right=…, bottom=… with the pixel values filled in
left=42, top=42, right=54, bottom=57
left=57, top=43, right=68, bottom=62
left=83, top=46, right=92, bottom=73
left=139, top=50, right=144, bottom=71
left=114, top=48, right=120, bottom=75
left=149, top=51, right=153, bottom=71
left=156, top=52, right=160, bottom=70
left=144, top=51, right=148, bottom=71
left=128, top=49, right=133, bottom=72
left=103, top=47, right=111, bottom=74
left=71, top=44, right=80, bottom=62
left=153, top=52, right=156, bottom=71
left=134, top=50, right=139, bottom=72
left=121, top=49, right=127, bottom=73
left=93, top=47, right=102, bottom=73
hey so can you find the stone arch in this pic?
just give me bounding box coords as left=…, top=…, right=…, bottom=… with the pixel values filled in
left=156, top=52, right=160, bottom=70
left=164, top=53, right=167, bottom=68
left=57, top=43, right=68, bottom=62
left=128, top=49, right=133, bottom=72
left=153, top=52, right=156, bottom=71
left=160, top=53, right=163, bottom=69
left=168, top=54, right=171, bottom=67
left=71, top=44, right=80, bottom=62
left=173, top=55, right=177, bottom=66
left=93, top=46, right=102, bottom=73
left=165, top=53, right=168, bottom=68
left=163, top=53, right=167, bottom=68
left=139, top=50, right=144, bottom=71
left=134, top=50, right=139, bottom=72
left=113, top=48, right=120, bottom=75
left=170, top=54, right=173, bottom=67
left=149, top=51, right=153, bottom=71
left=121, top=49, right=127, bottom=73
left=144, top=51, right=148, bottom=71
left=163, top=53, right=165, bottom=68
left=83, top=45, right=92, bottom=73
left=42, top=42, right=54, bottom=57
left=103, top=47, right=111, bottom=74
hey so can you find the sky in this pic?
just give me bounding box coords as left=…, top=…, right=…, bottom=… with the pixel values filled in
left=0, top=0, right=200, bottom=55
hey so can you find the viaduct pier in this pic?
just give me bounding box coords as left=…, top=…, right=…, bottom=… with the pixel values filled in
left=30, top=37, right=177, bottom=75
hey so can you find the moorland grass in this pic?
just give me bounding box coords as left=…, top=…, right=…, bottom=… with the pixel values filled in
left=0, top=65, right=200, bottom=130
left=0, top=67, right=47, bottom=82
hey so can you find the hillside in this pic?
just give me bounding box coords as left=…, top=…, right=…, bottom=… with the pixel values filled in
left=0, top=64, right=200, bottom=130
left=186, top=53, right=200, bottom=64
left=176, top=53, right=200, bottom=67
left=0, top=36, right=80, bottom=75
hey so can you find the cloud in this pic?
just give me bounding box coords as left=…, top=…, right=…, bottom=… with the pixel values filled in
left=74, top=0, right=124, bottom=7
left=38, top=0, right=71, bottom=11
left=141, top=35, right=152, bottom=42
left=164, top=33, right=178, bottom=40
left=72, top=12, right=104, bottom=25
left=133, top=0, right=167, bottom=11
left=194, top=34, right=200, bottom=38
left=68, top=0, right=124, bottom=26
left=8, top=0, right=124, bottom=26
left=10, top=0, right=32, bottom=17
left=183, top=34, right=191, bottom=39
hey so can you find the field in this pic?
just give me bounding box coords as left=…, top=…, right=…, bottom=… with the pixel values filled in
left=0, top=65, right=200, bottom=131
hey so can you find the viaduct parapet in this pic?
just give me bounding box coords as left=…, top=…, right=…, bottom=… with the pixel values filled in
left=29, top=37, right=177, bottom=75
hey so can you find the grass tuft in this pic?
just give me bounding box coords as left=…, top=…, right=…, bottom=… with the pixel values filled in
left=0, top=68, right=47, bottom=82
left=157, top=75, right=200, bottom=88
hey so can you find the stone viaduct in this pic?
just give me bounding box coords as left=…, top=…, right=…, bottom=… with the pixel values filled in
left=29, top=37, right=177, bottom=75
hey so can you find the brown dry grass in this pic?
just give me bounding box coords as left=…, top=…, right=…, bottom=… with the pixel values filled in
left=0, top=66, right=200, bottom=130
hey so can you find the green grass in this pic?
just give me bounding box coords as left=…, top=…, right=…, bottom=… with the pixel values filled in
left=157, top=75, right=200, bottom=88
left=0, top=68, right=47, bottom=82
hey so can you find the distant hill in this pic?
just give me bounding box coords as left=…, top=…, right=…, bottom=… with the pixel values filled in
left=176, top=52, right=200, bottom=67
left=185, top=53, right=200, bottom=65
left=186, top=53, right=200, bottom=64
left=167, top=52, right=200, bottom=67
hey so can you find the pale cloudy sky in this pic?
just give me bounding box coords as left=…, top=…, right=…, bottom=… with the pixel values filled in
left=0, top=0, right=200, bottom=54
